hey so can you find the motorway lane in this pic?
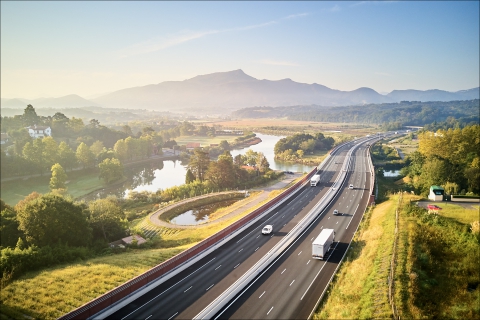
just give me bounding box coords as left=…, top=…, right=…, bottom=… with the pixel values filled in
left=217, top=143, right=372, bottom=319
left=105, top=147, right=352, bottom=320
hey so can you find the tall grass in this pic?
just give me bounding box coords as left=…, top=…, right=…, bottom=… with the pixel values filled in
left=314, top=195, right=398, bottom=319
left=0, top=246, right=187, bottom=319
left=396, top=197, right=480, bottom=319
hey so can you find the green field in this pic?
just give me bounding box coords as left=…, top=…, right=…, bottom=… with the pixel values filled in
left=0, top=169, right=105, bottom=206
left=174, top=134, right=240, bottom=146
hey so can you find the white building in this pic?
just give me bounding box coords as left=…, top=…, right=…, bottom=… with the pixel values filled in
left=26, top=125, right=52, bottom=139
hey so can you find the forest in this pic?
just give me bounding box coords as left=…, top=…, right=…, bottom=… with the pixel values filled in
left=232, top=99, right=479, bottom=127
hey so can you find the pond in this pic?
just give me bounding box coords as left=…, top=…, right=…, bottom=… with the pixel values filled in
left=168, top=199, right=239, bottom=225
left=83, top=133, right=316, bottom=201
left=384, top=170, right=401, bottom=177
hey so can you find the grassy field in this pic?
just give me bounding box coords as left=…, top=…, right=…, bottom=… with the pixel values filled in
left=0, top=168, right=104, bottom=206
left=314, top=195, right=398, bottom=319
left=0, top=187, right=284, bottom=319
left=0, top=246, right=188, bottom=319
left=174, top=134, right=240, bottom=146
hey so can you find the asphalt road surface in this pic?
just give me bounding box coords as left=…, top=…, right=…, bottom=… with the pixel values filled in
left=215, top=141, right=373, bottom=319
left=104, top=143, right=356, bottom=320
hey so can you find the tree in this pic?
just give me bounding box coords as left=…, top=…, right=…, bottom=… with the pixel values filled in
left=0, top=200, right=23, bottom=248
left=99, top=158, right=123, bottom=184
left=90, top=140, right=105, bottom=158
left=22, top=104, right=40, bottom=126
left=256, top=152, right=270, bottom=172
left=50, top=163, right=67, bottom=191
left=244, top=149, right=258, bottom=166
left=125, top=136, right=137, bottom=160
left=185, top=169, right=196, bottom=184
left=122, top=125, right=133, bottom=136
left=16, top=193, right=91, bottom=247
left=234, top=154, right=245, bottom=167
left=219, top=140, right=230, bottom=151
left=88, top=198, right=127, bottom=242
left=42, top=136, right=59, bottom=169
left=205, top=152, right=235, bottom=188
left=188, top=148, right=210, bottom=182
left=76, top=142, right=95, bottom=169
left=113, top=139, right=128, bottom=162
left=58, top=141, right=77, bottom=171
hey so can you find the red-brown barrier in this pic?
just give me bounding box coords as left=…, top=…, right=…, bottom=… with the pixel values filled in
left=60, top=169, right=317, bottom=320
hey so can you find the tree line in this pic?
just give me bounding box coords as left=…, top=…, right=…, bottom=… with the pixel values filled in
left=231, top=100, right=480, bottom=127
left=401, top=124, right=480, bottom=195
left=274, top=132, right=335, bottom=161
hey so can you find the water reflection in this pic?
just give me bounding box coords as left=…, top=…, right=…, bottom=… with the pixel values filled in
left=168, top=199, right=238, bottom=225
left=83, top=133, right=315, bottom=201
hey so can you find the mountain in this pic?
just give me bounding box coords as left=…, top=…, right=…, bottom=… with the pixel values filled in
left=4, top=71, right=478, bottom=113
left=387, top=87, right=479, bottom=102
left=1, top=94, right=98, bottom=109
left=93, top=70, right=478, bottom=112
left=93, top=70, right=393, bottom=111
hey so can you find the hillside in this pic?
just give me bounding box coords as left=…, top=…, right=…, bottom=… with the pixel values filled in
left=231, top=100, right=480, bottom=126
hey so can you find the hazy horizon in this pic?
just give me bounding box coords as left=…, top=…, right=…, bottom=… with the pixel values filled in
left=1, top=1, right=479, bottom=100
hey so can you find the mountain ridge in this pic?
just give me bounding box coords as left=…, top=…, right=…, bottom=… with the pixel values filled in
left=2, top=70, right=478, bottom=111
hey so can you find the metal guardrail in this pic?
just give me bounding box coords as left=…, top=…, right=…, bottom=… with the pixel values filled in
left=60, top=168, right=319, bottom=320
left=195, top=144, right=359, bottom=319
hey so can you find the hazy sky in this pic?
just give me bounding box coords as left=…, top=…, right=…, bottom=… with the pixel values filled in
left=1, top=1, right=479, bottom=99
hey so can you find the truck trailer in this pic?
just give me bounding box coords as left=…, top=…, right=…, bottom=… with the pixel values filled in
left=310, top=174, right=320, bottom=187
left=312, top=228, right=335, bottom=260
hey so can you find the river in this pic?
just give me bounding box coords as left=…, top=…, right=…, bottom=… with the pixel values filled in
left=85, top=133, right=315, bottom=200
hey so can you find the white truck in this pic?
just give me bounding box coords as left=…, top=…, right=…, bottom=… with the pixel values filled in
left=310, top=174, right=320, bottom=187
left=312, top=228, right=335, bottom=260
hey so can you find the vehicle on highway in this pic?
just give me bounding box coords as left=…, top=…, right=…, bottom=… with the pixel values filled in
left=333, top=209, right=339, bottom=215
left=349, top=184, right=354, bottom=189
left=262, top=225, right=273, bottom=235
left=310, top=174, right=320, bottom=187
left=312, top=228, right=335, bottom=260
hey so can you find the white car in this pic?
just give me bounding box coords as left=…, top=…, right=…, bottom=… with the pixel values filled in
left=262, top=225, right=273, bottom=235
left=333, top=209, right=339, bottom=215
left=349, top=184, right=354, bottom=189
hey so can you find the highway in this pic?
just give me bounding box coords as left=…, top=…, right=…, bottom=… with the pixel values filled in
left=103, top=142, right=357, bottom=320
left=214, top=140, right=373, bottom=319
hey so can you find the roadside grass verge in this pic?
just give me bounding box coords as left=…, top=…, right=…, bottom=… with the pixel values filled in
left=396, top=197, right=480, bottom=319
left=314, top=195, right=398, bottom=319
left=0, top=246, right=188, bottom=319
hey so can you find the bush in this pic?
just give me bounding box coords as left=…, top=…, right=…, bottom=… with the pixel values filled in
left=1, top=244, right=94, bottom=281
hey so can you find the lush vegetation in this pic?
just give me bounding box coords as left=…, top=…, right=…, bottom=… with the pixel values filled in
left=232, top=100, right=480, bottom=126
left=401, top=124, right=479, bottom=195
left=397, top=200, right=479, bottom=319
left=274, top=132, right=334, bottom=162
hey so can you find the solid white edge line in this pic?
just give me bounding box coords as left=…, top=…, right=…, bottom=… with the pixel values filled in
left=267, top=306, right=274, bottom=315
left=120, top=257, right=216, bottom=320
left=167, top=312, right=178, bottom=320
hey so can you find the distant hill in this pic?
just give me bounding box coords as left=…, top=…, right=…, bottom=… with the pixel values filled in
left=232, top=100, right=480, bottom=127
left=3, top=70, right=478, bottom=112
left=1, top=94, right=97, bottom=109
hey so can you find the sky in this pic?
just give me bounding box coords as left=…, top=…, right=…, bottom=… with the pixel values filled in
left=1, top=1, right=479, bottom=99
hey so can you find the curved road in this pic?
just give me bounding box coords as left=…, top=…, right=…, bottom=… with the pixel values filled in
left=102, top=143, right=357, bottom=320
